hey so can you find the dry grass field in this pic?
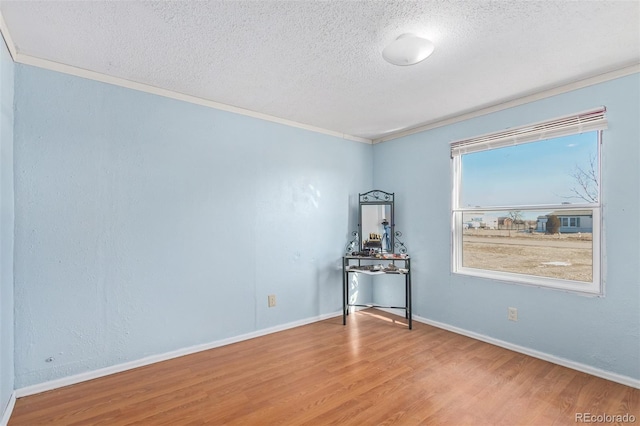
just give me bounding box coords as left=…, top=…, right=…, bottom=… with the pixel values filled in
left=463, top=230, right=593, bottom=282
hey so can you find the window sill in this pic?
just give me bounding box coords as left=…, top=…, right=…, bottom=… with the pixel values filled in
left=453, top=267, right=603, bottom=296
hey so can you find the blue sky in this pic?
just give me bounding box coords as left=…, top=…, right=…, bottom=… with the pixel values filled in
left=461, top=132, right=599, bottom=214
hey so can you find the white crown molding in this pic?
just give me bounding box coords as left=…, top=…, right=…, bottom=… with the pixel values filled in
left=373, top=63, right=640, bottom=144
left=0, top=12, right=17, bottom=61
left=13, top=54, right=373, bottom=144
left=0, top=392, right=16, bottom=426
left=2, top=8, right=637, bottom=147
left=15, top=310, right=342, bottom=398
left=0, top=11, right=371, bottom=145
left=377, top=308, right=640, bottom=389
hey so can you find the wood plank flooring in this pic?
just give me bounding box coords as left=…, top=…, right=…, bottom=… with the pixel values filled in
left=10, top=309, right=639, bottom=425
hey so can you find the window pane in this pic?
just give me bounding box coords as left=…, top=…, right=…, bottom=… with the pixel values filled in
left=461, top=210, right=593, bottom=283
left=460, top=132, right=599, bottom=207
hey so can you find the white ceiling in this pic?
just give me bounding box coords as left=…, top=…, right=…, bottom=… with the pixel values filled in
left=1, top=1, right=639, bottom=142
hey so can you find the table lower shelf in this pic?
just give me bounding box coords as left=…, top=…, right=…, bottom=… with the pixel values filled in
left=348, top=303, right=408, bottom=310
left=343, top=256, right=412, bottom=329
left=346, top=269, right=409, bottom=275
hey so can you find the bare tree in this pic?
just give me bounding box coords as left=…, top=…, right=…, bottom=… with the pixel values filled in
left=508, top=210, right=523, bottom=226
left=568, top=154, right=598, bottom=203
left=507, top=210, right=523, bottom=236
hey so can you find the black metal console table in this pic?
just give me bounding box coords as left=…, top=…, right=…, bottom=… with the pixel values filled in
left=342, top=255, right=412, bottom=329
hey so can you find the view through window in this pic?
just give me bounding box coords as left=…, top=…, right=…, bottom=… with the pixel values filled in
left=451, top=111, right=604, bottom=294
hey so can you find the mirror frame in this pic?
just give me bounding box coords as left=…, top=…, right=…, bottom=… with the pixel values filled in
left=358, top=190, right=395, bottom=253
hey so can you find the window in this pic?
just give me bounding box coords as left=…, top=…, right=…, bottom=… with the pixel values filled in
left=451, top=108, right=605, bottom=294
left=561, top=217, right=582, bottom=227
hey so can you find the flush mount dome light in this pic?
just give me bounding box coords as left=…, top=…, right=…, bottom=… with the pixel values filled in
left=382, top=33, right=435, bottom=66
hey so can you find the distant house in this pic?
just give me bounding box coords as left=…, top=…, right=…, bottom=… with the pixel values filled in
left=481, top=216, right=498, bottom=230
left=498, top=217, right=513, bottom=229
left=463, top=214, right=497, bottom=230
left=536, top=215, right=548, bottom=233
left=537, top=210, right=593, bottom=233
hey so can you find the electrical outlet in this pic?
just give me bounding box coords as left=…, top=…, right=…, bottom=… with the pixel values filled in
left=268, top=295, right=276, bottom=307
left=508, top=307, right=518, bottom=321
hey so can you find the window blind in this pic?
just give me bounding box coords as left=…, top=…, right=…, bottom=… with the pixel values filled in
left=450, top=107, right=607, bottom=157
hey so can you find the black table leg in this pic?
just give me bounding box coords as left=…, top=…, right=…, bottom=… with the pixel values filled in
left=407, top=266, right=412, bottom=330
left=342, top=258, right=347, bottom=325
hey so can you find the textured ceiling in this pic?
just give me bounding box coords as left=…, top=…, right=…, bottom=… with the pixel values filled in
left=1, top=1, right=639, bottom=141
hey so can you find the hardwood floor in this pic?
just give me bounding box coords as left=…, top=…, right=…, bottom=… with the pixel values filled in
left=10, top=309, right=639, bottom=425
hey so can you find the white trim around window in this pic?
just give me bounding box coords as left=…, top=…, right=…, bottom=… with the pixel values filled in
left=451, top=110, right=605, bottom=295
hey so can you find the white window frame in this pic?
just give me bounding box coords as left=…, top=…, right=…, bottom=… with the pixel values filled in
left=451, top=108, right=605, bottom=295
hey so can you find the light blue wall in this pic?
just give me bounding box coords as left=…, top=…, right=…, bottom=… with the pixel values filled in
left=373, top=73, right=640, bottom=380
left=0, top=36, right=14, bottom=414
left=8, top=53, right=638, bottom=392
left=13, top=64, right=373, bottom=387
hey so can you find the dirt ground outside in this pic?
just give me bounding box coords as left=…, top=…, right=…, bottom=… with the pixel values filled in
left=462, top=230, right=593, bottom=282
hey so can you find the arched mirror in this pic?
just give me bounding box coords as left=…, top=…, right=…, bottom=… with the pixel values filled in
left=359, top=190, right=394, bottom=253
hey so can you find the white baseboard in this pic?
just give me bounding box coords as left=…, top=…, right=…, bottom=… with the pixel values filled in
left=0, top=392, right=16, bottom=426
left=384, top=308, right=640, bottom=389
left=16, top=310, right=342, bottom=398
left=14, top=307, right=638, bottom=401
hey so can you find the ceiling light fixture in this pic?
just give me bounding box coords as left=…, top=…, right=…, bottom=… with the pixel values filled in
left=382, top=34, right=435, bottom=66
